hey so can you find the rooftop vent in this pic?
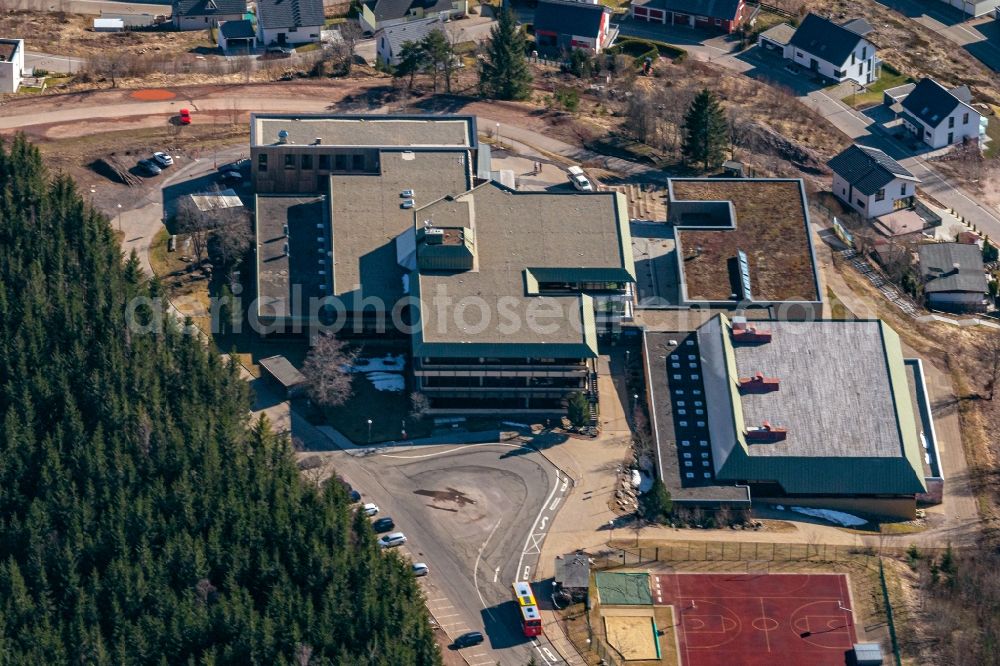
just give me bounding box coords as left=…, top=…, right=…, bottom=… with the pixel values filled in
left=732, top=320, right=772, bottom=344
left=425, top=227, right=445, bottom=245
left=282, top=223, right=289, bottom=236
left=277, top=129, right=289, bottom=144
left=746, top=421, right=787, bottom=443
left=739, top=372, right=780, bottom=394
left=282, top=242, right=289, bottom=256
left=315, top=137, right=322, bottom=145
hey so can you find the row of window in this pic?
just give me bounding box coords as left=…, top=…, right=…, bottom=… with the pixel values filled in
left=257, top=152, right=367, bottom=173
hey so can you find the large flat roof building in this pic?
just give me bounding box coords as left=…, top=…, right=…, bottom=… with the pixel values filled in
left=645, top=315, right=931, bottom=519
left=251, top=113, right=635, bottom=412
left=667, top=178, right=822, bottom=315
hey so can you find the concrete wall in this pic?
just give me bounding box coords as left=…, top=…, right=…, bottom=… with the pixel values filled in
left=756, top=495, right=918, bottom=520
left=258, top=23, right=323, bottom=45
left=0, top=39, right=25, bottom=94
left=175, top=12, right=242, bottom=30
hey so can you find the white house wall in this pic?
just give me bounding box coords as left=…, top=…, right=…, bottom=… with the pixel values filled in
left=0, top=40, right=24, bottom=94
left=790, top=38, right=876, bottom=86
left=258, top=24, right=323, bottom=45
left=938, top=0, right=1000, bottom=17
left=832, top=172, right=911, bottom=219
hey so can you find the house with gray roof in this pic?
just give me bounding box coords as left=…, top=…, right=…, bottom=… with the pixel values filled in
left=934, top=0, right=999, bottom=17
left=535, top=0, right=616, bottom=53
left=828, top=144, right=919, bottom=219
left=781, top=13, right=879, bottom=86
left=217, top=19, right=256, bottom=51
left=644, top=314, right=929, bottom=519
left=375, top=16, right=442, bottom=66
left=918, top=242, right=988, bottom=312
left=359, top=0, right=466, bottom=34
left=897, top=78, right=987, bottom=150
left=256, top=0, right=323, bottom=46
left=172, top=0, right=246, bottom=30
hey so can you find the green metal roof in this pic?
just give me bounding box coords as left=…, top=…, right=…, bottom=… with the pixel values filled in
left=595, top=573, right=652, bottom=606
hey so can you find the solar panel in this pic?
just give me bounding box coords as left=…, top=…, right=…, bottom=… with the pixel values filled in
left=737, top=249, right=753, bottom=301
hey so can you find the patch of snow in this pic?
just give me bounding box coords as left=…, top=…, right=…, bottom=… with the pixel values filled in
left=369, top=375, right=405, bottom=392
left=790, top=506, right=867, bottom=527
left=630, top=469, right=641, bottom=488
left=637, top=471, right=653, bottom=494
left=774, top=504, right=784, bottom=511
left=343, top=354, right=406, bottom=373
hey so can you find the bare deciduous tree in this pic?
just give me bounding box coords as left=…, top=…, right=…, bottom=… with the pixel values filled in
left=984, top=333, right=1000, bottom=400
left=302, top=333, right=356, bottom=408
left=410, top=391, right=431, bottom=419
left=175, top=197, right=212, bottom=266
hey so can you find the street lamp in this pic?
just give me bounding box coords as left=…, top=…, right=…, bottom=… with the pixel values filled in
left=496, top=122, right=501, bottom=149
left=608, top=519, right=614, bottom=545
left=117, top=203, right=122, bottom=232
left=367, top=418, right=373, bottom=443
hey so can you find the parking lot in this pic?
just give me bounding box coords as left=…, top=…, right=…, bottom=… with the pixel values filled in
left=308, top=442, right=571, bottom=665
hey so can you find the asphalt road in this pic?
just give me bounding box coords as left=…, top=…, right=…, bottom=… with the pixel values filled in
left=25, top=51, right=88, bottom=75
left=322, top=443, right=571, bottom=666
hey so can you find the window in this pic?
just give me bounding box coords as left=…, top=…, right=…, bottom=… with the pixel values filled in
left=284, top=154, right=295, bottom=169
left=862, top=46, right=867, bottom=59
left=851, top=53, right=856, bottom=65
left=684, top=461, right=693, bottom=467
left=352, top=154, right=364, bottom=169
left=301, top=154, right=313, bottom=169
left=319, top=154, right=331, bottom=170
left=963, top=112, right=970, bottom=124
left=875, top=188, right=885, bottom=202
left=334, top=154, right=347, bottom=170
left=289, top=27, right=297, bottom=32
left=857, top=198, right=865, bottom=208
left=948, top=117, right=954, bottom=129
left=834, top=70, right=844, bottom=78
left=683, top=453, right=691, bottom=459
left=858, top=64, right=863, bottom=75
left=714, top=18, right=721, bottom=25
left=900, top=183, right=907, bottom=196
left=257, top=153, right=267, bottom=172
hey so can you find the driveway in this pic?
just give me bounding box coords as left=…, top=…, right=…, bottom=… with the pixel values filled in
left=617, top=17, right=740, bottom=61
left=306, top=441, right=572, bottom=666
left=871, top=0, right=1000, bottom=72
left=25, top=51, right=87, bottom=74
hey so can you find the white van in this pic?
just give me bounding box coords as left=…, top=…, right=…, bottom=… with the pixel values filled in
left=567, top=165, right=594, bottom=192
left=379, top=532, right=407, bottom=548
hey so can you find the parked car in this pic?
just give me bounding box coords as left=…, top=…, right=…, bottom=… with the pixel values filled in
left=362, top=502, right=379, bottom=516
left=348, top=489, right=361, bottom=502
left=219, top=170, right=243, bottom=186
left=567, top=165, right=593, bottom=192
left=378, top=532, right=406, bottom=548
left=218, top=158, right=249, bottom=173
left=178, top=108, right=191, bottom=125
left=372, top=516, right=395, bottom=532
left=265, top=45, right=294, bottom=56
left=137, top=159, right=161, bottom=176
left=453, top=631, right=484, bottom=648
left=412, top=563, right=429, bottom=577
left=152, top=151, right=173, bottom=167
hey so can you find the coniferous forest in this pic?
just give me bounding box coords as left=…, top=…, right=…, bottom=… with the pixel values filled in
left=0, top=136, right=440, bottom=665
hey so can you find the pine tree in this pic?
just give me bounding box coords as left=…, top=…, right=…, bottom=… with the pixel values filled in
left=644, top=479, right=673, bottom=523
left=567, top=392, right=591, bottom=427
left=681, top=88, right=728, bottom=171
left=479, top=7, right=532, bottom=101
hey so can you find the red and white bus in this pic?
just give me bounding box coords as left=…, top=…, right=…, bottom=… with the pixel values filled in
left=512, top=581, right=543, bottom=637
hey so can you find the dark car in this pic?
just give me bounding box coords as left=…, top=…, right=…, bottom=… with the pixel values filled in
left=348, top=489, right=361, bottom=503
left=137, top=159, right=161, bottom=176
left=219, top=170, right=243, bottom=186
left=372, top=516, right=395, bottom=532
left=453, top=631, right=484, bottom=649
left=218, top=158, right=249, bottom=174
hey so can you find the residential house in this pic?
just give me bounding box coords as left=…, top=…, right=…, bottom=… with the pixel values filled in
left=784, top=13, right=879, bottom=86
left=534, top=0, right=616, bottom=53
left=630, top=0, right=751, bottom=34
left=827, top=144, right=919, bottom=219
left=375, top=17, right=442, bottom=66
left=256, top=0, right=324, bottom=46
left=918, top=242, right=988, bottom=312
left=250, top=114, right=636, bottom=413
left=172, top=0, right=246, bottom=30
left=359, top=0, right=466, bottom=35
left=0, top=39, right=25, bottom=94
left=898, top=78, right=987, bottom=150
left=936, top=0, right=999, bottom=17
left=217, top=19, right=256, bottom=51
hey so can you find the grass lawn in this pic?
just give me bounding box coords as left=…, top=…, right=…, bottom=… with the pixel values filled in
left=296, top=42, right=322, bottom=53
left=843, top=65, right=913, bottom=108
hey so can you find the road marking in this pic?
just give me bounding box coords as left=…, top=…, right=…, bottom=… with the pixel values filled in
left=429, top=597, right=449, bottom=602
left=523, top=565, right=531, bottom=580
left=473, top=517, right=504, bottom=621
left=548, top=497, right=561, bottom=511
left=538, top=516, right=548, bottom=531
left=435, top=613, right=460, bottom=619
left=493, top=567, right=500, bottom=583
left=516, top=470, right=561, bottom=582
left=536, top=644, right=559, bottom=664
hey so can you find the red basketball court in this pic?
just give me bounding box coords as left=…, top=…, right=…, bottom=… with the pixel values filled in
left=652, top=573, right=857, bottom=666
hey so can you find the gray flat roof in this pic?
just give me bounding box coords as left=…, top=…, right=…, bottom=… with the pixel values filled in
left=415, top=182, right=634, bottom=352
left=696, top=315, right=925, bottom=496
left=256, top=194, right=331, bottom=319
left=259, top=355, right=307, bottom=388
left=331, top=150, right=472, bottom=310
left=252, top=114, right=475, bottom=148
